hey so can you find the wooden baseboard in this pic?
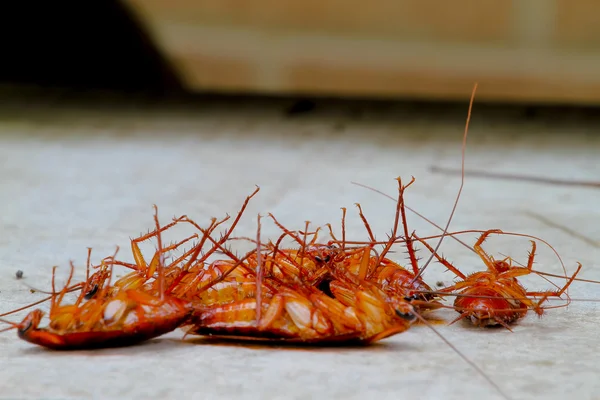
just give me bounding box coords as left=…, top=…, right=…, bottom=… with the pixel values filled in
left=124, top=0, right=600, bottom=104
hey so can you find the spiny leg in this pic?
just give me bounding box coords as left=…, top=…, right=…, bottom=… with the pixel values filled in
left=185, top=215, right=231, bottom=266
left=526, top=240, right=536, bottom=272
left=267, top=213, right=303, bottom=247
left=267, top=214, right=321, bottom=253
left=448, top=311, right=471, bottom=326
left=49, top=266, right=58, bottom=318
left=341, top=207, right=347, bottom=251
left=155, top=212, right=228, bottom=299
left=308, top=227, right=322, bottom=246
left=183, top=210, right=254, bottom=267
left=255, top=214, right=264, bottom=323
left=85, top=248, right=92, bottom=283
left=355, top=203, right=376, bottom=243
left=183, top=222, right=259, bottom=293
left=473, top=229, right=504, bottom=272
left=183, top=185, right=260, bottom=263
left=298, top=221, right=311, bottom=281
left=449, top=306, right=515, bottom=332
left=269, top=231, right=290, bottom=275
left=491, top=316, right=514, bottom=332
left=106, top=210, right=198, bottom=293
left=74, top=259, right=93, bottom=307
left=152, top=205, right=166, bottom=302
left=357, top=245, right=373, bottom=281
left=414, top=235, right=467, bottom=280
left=50, top=262, right=76, bottom=319
left=129, top=214, right=191, bottom=270
left=397, top=179, right=420, bottom=276
left=378, top=176, right=416, bottom=266
left=351, top=203, right=377, bottom=281
left=103, top=246, right=120, bottom=290
left=165, top=217, right=228, bottom=294
left=141, top=233, right=199, bottom=279
left=298, top=228, right=321, bottom=244
left=325, top=223, right=338, bottom=243
left=528, top=263, right=582, bottom=314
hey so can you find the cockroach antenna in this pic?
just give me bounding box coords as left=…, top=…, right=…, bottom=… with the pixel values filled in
left=410, top=83, right=478, bottom=284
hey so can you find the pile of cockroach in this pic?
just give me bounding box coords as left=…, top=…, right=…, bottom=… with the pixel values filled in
left=0, top=84, right=588, bottom=399
left=0, top=179, right=582, bottom=348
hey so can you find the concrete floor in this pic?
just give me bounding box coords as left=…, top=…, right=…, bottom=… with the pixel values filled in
left=0, top=90, right=599, bottom=400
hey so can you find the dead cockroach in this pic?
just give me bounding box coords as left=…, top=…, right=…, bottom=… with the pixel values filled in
left=337, top=84, right=483, bottom=309
left=417, top=229, right=582, bottom=329
left=184, top=210, right=512, bottom=400
left=181, top=214, right=418, bottom=344
left=246, top=178, right=441, bottom=314
left=331, top=176, right=441, bottom=310
left=348, top=82, right=586, bottom=329
left=0, top=186, right=263, bottom=347
left=146, top=186, right=263, bottom=302
left=186, top=278, right=416, bottom=344
left=0, top=206, right=193, bottom=350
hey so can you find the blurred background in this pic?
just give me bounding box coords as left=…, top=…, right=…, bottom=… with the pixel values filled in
left=2, top=0, right=600, bottom=104
left=1, top=0, right=599, bottom=248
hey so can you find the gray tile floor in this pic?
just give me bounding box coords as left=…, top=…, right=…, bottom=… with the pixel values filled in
left=0, top=91, right=598, bottom=400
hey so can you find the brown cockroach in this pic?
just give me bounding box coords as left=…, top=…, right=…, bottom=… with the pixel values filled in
left=0, top=186, right=263, bottom=344
left=416, top=229, right=582, bottom=329
left=181, top=214, right=419, bottom=344
left=195, top=211, right=514, bottom=399
left=237, top=178, right=441, bottom=313
left=349, top=82, right=587, bottom=330
left=0, top=207, right=193, bottom=350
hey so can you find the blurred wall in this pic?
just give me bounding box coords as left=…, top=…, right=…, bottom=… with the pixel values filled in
left=123, top=0, right=600, bottom=104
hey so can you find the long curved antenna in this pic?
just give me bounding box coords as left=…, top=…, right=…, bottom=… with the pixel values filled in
left=410, top=83, right=478, bottom=283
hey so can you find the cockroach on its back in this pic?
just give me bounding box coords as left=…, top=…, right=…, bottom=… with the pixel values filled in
left=235, top=178, right=442, bottom=315
left=0, top=206, right=194, bottom=350
left=185, top=276, right=417, bottom=344
left=13, top=287, right=192, bottom=350
left=322, top=177, right=442, bottom=312
left=180, top=214, right=419, bottom=345
left=348, top=82, right=586, bottom=332
left=84, top=186, right=261, bottom=301
left=0, top=186, right=265, bottom=350
left=30, top=260, right=192, bottom=351
left=418, top=229, right=582, bottom=329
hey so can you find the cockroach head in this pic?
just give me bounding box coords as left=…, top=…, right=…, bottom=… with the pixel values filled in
left=307, top=244, right=339, bottom=264
left=391, top=299, right=417, bottom=322
left=84, top=284, right=99, bottom=300
left=17, top=309, right=44, bottom=337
